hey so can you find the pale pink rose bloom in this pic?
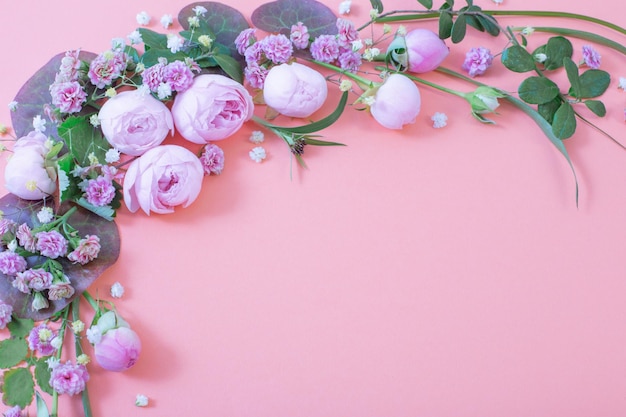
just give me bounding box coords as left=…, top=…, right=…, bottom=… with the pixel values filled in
left=123, top=145, right=204, bottom=215
left=67, top=235, right=101, bottom=264
left=5, top=131, right=56, bottom=200
left=35, top=230, right=68, bottom=259
left=50, top=362, right=89, bottom=395
left=370, top=74, right=421, bottom=129
left=98, top=89, right=173, bottom=156
left=263, top=62, right=328, bottom=118
left=171, top=74, right=254, bottom=143
left=47, top=282, right=75, bottom=300
left=94, top=327, right=141, bottom=372
left=0, top=251, right=28, bottom=276
left=50, top=81, right=87, bottom=113
left=16, top=223, right=37, bottom=252
left=405, top=29, right=450, bottom=73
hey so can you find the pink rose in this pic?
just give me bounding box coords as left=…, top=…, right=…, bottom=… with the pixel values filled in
left=98, top=89, right=173, bottom=156
left=123, top=145, right=204, bottom=215
left=370, top=74, right=421, bottom=129
left=94, top=327, right=141, bottom=372
left=5, top=131, right=56, bottom=200
left=263, top=62, right=328, bottom=118
left=405, top=29, right=449, bottom=73
left=171, top=74, right=254, bottom=144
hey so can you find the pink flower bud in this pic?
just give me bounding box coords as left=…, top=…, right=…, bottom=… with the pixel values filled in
left=94, top=327, right=141, bottom=372
left=405, top=29, right=449, bottom=73
left=370, top=74, right=421, bottom=129
left=263, top=62, right=328, bottom=118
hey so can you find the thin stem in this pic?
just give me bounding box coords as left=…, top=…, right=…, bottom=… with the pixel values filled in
left=510, top=26, right=626, bottom=55
left=308, top=59, right=376, bottom=90
left=373, top=65, right=467, bottom=98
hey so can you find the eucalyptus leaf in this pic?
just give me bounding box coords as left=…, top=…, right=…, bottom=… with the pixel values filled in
left=11, top=51, right=97, bottom=139
left=417, top=0, right=433, bottom=9
left=451, top=13, right=468, bottom=43
left=501, top=45, right=536, bottom=73
left=518, top=76, right=560, bottom=104
left=552, top=101, right=576, bottom=139
left=578, top=69, right=611, bottom=98
left=2, top=367, right=34, bottom=409
left=0, top=339, right=28, bottom=368
left=0, top=195, right=120, bottom=320
left=179, top=2, right=250, bottom=59
left=251, top=0, right=338, bottom=39
left=7, top=316, right=34, bottom=339
left=584, top=100, right=606, bottom=117
left=543, top=36, right=573, bottom=70
left=438, top=11, right=454, bottom=39
left=563, top=57, right=581, bottom=98
left=34, top=359, right=54, bottom=396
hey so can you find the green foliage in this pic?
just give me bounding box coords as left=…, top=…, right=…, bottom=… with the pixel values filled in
left=501, top=45, right=536, bottom=73
left=552, top=102, right=577, bottom=139
left=212, top=53, right=244, bottom=84
left=417, top=0, right=433, bottom=9
left=35, top=358, right=54, bottom=395
left=2, top=367, right=35, bottom=408
left=577, top=69, right=611, bottom=98
left=57, top=116, right=111, bottom=167
left=0, top=338, right=28, bottom=368
left=8, top=317, right=34, bottom=338
left=435, top=0, right=500, bottom=43
left=137, top=28, right=168, bottom=50
left=543, top=37, right=573, bottom=70
left=518, top=77, right=560, bottom=104
left=584, top=100, right=606, bottom=117
left=370, top=0, right=384, bottom=13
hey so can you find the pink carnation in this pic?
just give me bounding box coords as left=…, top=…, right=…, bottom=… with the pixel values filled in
left=244, top=63, right=268, bottom=89
left=338, top=49, right=362, bottom=72
left=200, top=143, right=225, bottom=175
left=0, top=301, right=12, bottom=330
left=462, top=47, right=493, bottom=77
left=163, top=61, right=194, bottom=92
left=88, top=51, right=128, bottom=89
left=310, top=35, right=340, bottom=63
left=84, top=176, right=116, bottom=207
left=67, top=235, right=101, bottom=265
left=235, top=28, right=257, bottom=55
left=142, top=62, right=166, bottom=92
left=244, top=41, right=264, bottom=66
left=48, top=282, right=76, bottom=301
left=0, top=251, right=28, bottom=276
left=27, top=323, right=58, bottom=356
left=35, top=230, right=68, bottom=259
left=0, top=219, right=17, bottom=235
left=2, top=405, right=21, bottom=417
left=290, top=22, right=310, bottom=49
left=20, top=268, right=53, bottom=291
left=50, top=362, right=89, bottom=395
left=336, top=18, right=359, bottom=49
left=57, top=49, right=82, bottom=82
left=261, top=34, right=293, bottom=64
left=582, top=45, right=601, bottom=69
left=16, top=223, right=36, bottom=252
left=50, top=81, right=87, bottom=113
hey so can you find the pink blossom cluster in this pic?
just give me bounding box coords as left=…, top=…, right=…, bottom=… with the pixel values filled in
left=73, top=162, right=123, bottom=207
left=199, top=143, right=225, bottom=175
left=0, top=300, right=12, bottom=329
left=88, top=49, right=130, bottom=89
left=27, top=323, right=58, bottom=355
left=49, top=49, right=87, bottom=114
left=310, top=18, right=362, bottom=73
left=49, top=361, right=90, bottom=395
left=462, top=47, right=494, bottom=77
left=582, top=45, right=601, bottom=69
left=142, top=59, right=197, bottom=95
left=236, top=28, right=294, bottom=89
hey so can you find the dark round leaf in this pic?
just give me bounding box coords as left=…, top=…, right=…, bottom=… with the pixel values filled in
left=0, top=194, right=120, bottom=320
left=251, top=0, right=338, bottom=38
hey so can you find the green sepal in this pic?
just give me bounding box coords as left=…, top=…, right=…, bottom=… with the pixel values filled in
left=36, top=391, right=51, bottom=417
left=2, top=367, right=35, bottom=409
left=552, top=101, right=577, bottom=139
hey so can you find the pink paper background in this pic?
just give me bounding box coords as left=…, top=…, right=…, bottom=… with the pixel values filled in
left=1, top=0, right=625, bottom=416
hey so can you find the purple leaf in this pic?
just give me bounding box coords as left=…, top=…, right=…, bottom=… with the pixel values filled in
left=11, top=51, right=97, bottom=140
left=178, top=2, right=250, bottom=59
left=0, top=195, right=120, bottom=321
left=251, top=0, right=338, bottom=38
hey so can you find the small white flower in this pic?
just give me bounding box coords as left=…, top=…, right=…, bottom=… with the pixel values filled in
left=136, top=11, right=151, bottom=26
left=33, top=115, right=46, bottom=132
left=88, top=152, right=99, bottom=166
left=89, top=114, right=101, bottom=127
left=249, top=147, right=267, bottom=163
left=362, top=96, right=376, bottom=106
left=187, top=16, right=200, bottom=28
left=77, top=354, right=90, bottom=366
left=397, top=25, right=407, bottom=37
left=534, top=53, right=547, bottom=63
left=128, top=30, right=143, bottom=45
left=111, top=37, right=126, bottom=50
left=431, top=112, right=448, bottom=128
left=37, top=207, right=54, bottom=224
left=521, top=26, right=535, bottom=36
left=338, top=0, right=351, bottom=15
left=362, top=48, right=380, bottom=61
left=249, top=131, right=265, bottom=144
left=105, top=148, right=121, bottom=163
left=0, top=124, right=7, bottom=135
left=46, top=357, right=60, bottom=370
left=167, top=34, right=184, bottom=53
left=383, top=24, right=392, bottom=34
left=492, top=0, right=503, bottom=4
left=50, top=336, right=63, bottom=350
left=8, top=101, right=18, bottom=111
left=160, top=14, right=174, bottom=29
left=110, top=282, right=125, bottom=298
left=198, top=35, right=213, bottom=48
left=351, top=39, right=363, bottom=52
left=157, top=82, right=172, bottom=100
left=135, top=394, right=149, bottom=407
left=369, top=8, right=380, bottom=19
left=86, top=325, right=102, bottom=345
left=57, top=168, right=69, bottom=194
left=618, top=77, right=626, bottom=90
left=7, top=240, right=17, bottom=252
left=192, top=5, right=208, bottom=16
left=363, top=38, right=373, bottom=47
left=339, top=79, right=353, bottom=92
left=71, top=320, right=85, bottom=334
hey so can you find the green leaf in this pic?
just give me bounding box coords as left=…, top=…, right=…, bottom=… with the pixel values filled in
left=57, top=116, right=111, bottom=167
left=538, top=97, right=562, bottom=124
left=451, top=13, right=467, bottom=43
left=444, top=0, right=454, bottom=6
left=518, top=76, right=560, bottom=104
left=35, top=358, right=54, bottom=395
left=584, top=100, right=606, bottom=117
left=501, top=45, right=536, bottom=73
left=578, top=69, right=611, bottom=98
left=76, top=197, right=115, bottom=221
left=563, top=57, right=581, bottom=98
left=543, top=36, right=573, bottom=70
left=417, top=0, right=433, bottom=8
left=303, top=138, right=346, bottom=147
left=7, top=317, right=34, bottom=338
left=56, top=153, right=80, bottom=203
left=212, top=53, right=244, bottom=84
left=140, top=49, right=190, bottom=68
left=438, top=11, right=453, bottom=39
left=36, top=391, right=51, bottom=417
left=0, top=339, right=28, bottom=368
left=370, top=0, right=384, bottom=13
left=2, top=367, right=35, bottom=409
left=137, top=28, right=168, bottom=50
left=476, top=14, right=500, bottom=36
left=552, top=101, right=577, bottom=139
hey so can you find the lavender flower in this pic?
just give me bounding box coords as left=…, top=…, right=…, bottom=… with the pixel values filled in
left=310, top=35, right=340, bottom=63
left=163, top=61, right=194, bottom=92
left=35, top=230, right=68, bottom=259
left=290, top=22, right=310, bottom=49
left=67, top=235, right=101, bottom=265
left=462, top=47, right=494, bottom=77
left=0, top=251, right=28, bottom=276
left=582, top=45, right=601, bottom=69
left=27, top=323, right=58, bottom=356
left=0, top=301, right=12, bottom=329
left=338, top=49, right=362, bottom=72
left=142, top=62, right=166, bottom=92
left=200, top=143, right=225, bottom=175
left=50, top=361, right=90, bottom=395
left=336, top=18, right=359, bottom=49
left=3, top=405, right=22, bottom=417
left=243, top=63, right=268, bottom=89
left=235, top=28, right=257, bottom=55
left=261, top=34, right=293, bottom=64
left=84, top=176, right=116, bottom=207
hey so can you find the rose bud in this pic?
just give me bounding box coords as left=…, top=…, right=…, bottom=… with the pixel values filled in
left=98, top=89, right=173, bottom=156
left=369, top=74, right=421, bottom=129
left=123, top=144, right=204, bottom=215
left=263, top=62, right=328, bottom=118
left=387, top=29, right=449, bottom=74
left=5, top=131, right=56, bottom=200
left=94, top=326, right=141, bottom=372
left=171, top=74, right=254, bottom=143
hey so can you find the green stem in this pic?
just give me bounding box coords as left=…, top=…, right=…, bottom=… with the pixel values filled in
left=50, top=307, right=71, bottom=417
left=72, top=299, right=93, bottom=417
left=308, top=59, right=376, bottom=90
left=82, top=291, right=99, bottom=312
left=511, top=26, right=626, bottom=55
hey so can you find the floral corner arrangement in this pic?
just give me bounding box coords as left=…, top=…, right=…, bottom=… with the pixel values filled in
left=0, top=0, right=624, bottom=415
